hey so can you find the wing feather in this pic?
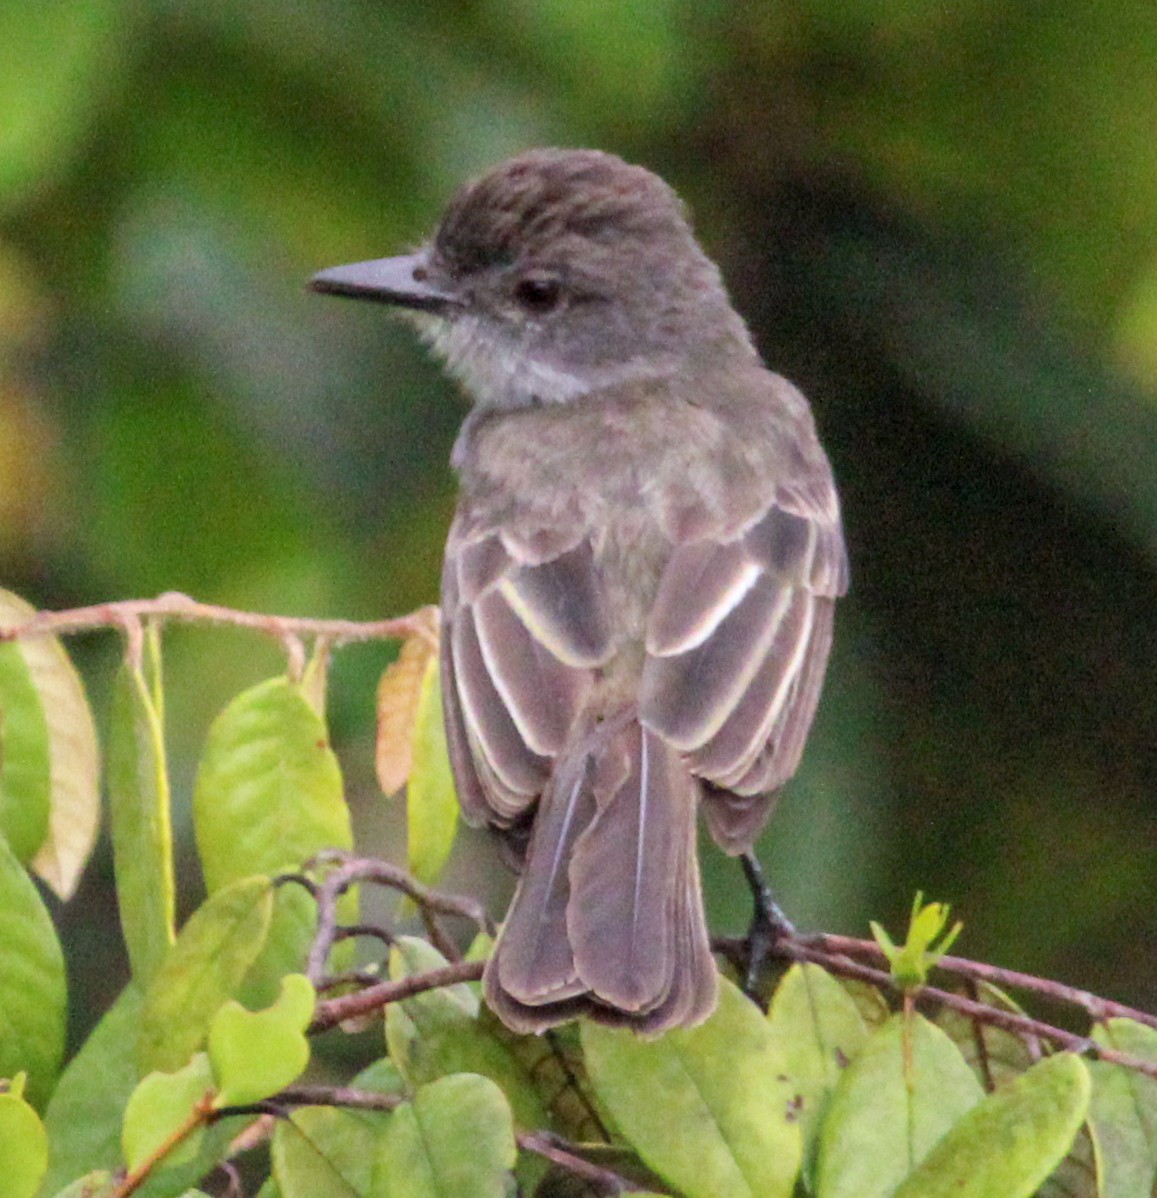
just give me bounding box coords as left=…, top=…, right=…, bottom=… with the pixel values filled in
left=440, top=515, right=607, bottom=832
left=450, top=609, right=549, bottom=799
left=439, top=615, right=492, bottom=826
left=641, top=580, right=792, bottom=750
left=457, top=534, right=512, bottom=603
left=646, top=541, right=762, bottom=656
left=688, top=591, right=814, bottom=782
left=499, top=542, right=613, bottom=667
left=643, top=479, right=844, bottom=854
left=472, top=588, right=589, bottom=756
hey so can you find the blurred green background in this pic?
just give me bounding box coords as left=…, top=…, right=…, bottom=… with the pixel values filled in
left=2, top=0, right=1155, bottom=1038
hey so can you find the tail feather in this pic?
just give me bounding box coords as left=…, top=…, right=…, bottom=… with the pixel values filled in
left=488, top=752, right=593, bottom=1007
left=484, top=722, right=716, bottom=1033
left=569, top=726, right=679, bottom=1013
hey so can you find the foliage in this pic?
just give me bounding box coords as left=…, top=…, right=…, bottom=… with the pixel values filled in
left=1, top=594, right=1155, bottom=1196
left=3, top=4, right=1155, bottom=1189
left=0, top=0, right=1154, bottom=1040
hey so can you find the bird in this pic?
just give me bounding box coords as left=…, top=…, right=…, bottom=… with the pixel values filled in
left=310, top=148, right=847, bottom=1034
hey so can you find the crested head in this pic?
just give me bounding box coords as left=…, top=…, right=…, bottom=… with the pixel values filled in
left=416, top=149, right=757, bottom=407
left=311, top=149, right=758, bottom=408
left=434, top=148, right=695, bottom=276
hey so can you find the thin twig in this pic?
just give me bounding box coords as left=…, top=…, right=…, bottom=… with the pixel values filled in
left=112, top=1090, right=216, bottom=1197
left=764, top=938, right=1157, bottom=1084
left=796, top=932, right=1157, bottom=1034
left=315, top=969, right=384, bottom=994
left=215, top=1086, right=646, bottom=1194
left=299, top=859, right=1157, bottom=1082
left=0, top=592, right=438, bottom=648
left=540, top=1027, right=611, bottom=1144
left=518, top=1131, right=655, bottom=1195
left=310, top=852, right=495, bottom=934
left=333, top=923, right=397, bottom=948
left=263, top=1084, right=405, bottom=1112
left=310, top=960, right=484, bottom=1032
left=303, top=852, right=494, bottom=983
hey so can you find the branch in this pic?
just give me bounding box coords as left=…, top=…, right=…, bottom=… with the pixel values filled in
left=294, top=854, right=1157, bottom=1081
left=112, top=1090, right=216, bottom=1198
left=292, top=851, right=495, bottom=988
left=518, top=1130, right=663, bottom=1195
left=0, top=592, right=438, bottom=649
left=310, top=960, right=484, bottom=1033
left=215, top=1086, right=649, bottom=1196
left=214, top=1084, right=406, bottom=1119
left=794, top=931, right=1157, bottom=1034
left=752, top=934, right=1157, bottom=1084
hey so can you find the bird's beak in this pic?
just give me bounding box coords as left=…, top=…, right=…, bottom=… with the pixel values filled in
left=308, top=251, right=459, bottom=313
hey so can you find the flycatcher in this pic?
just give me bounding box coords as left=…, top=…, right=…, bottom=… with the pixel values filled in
left=311, top=149, right=848, bottom=1033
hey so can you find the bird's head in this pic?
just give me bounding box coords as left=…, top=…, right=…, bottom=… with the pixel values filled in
left=310, top=148, right=755, bottom=407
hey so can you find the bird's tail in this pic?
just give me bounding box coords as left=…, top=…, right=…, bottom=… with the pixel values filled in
left=484, top=720, right=717, bottom=1034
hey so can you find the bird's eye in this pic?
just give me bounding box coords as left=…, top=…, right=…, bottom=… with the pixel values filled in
left=514, top=275, right=562, bottom=314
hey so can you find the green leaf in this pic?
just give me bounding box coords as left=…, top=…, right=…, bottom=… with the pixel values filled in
left=375, top=1074, right=516, bottom=1198
left=892, top=1053, right=1090, bottom=1197
left=40, top=984, right=144, bottom=1192
left=137, top=875, right=274, bottom=1074
left=208, top=973, right=315, bottom=1108
left=384, top=938, right=550, bottom=1132
left=46, top=1171, right=116, bottom=1198
left=0, top=1078, right=48, bottom=1198
left=583, top=977, right=802, bottom=1198
left=463, top=930, right=494, bottom=964
left=192, top=677, right=353, bottom=1000
left=1087, top=1018, right=1157, bottom=1196
left=193, top=677, right=351, bottom=892
left=238, top=883, right=325, bottom=1011
left=406, top=656, right=458, bottom=886
left=386, top=937, right=479, bottom=1028
left=0, top=590, right=101, bottom=899
left=838, top=979, right=892, bottom=1031
left=870, top=892, right=962, bottom=990
left=350, top=1057, right=408, bottom=1100
left=122, top=1054, right=214, bottom=1171
left=767, top=963, right=869, bottom=1183
left=0, top=833, right=65, bottom=1107
left=0, top=604, right=51, bottom=864
left=108, top=632, right=175, bottom=988
left=273, top=1105, right=389, bottom=1198
left=384, top=938, right=474, bottom=1069
left=815, top=1012, right=984, bottom=1198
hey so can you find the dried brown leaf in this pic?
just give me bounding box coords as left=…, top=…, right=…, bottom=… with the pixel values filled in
left=375, top=611, right=439, bottom=796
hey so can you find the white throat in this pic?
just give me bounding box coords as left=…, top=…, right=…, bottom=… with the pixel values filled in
left=418, top=313, right=678, bottom=409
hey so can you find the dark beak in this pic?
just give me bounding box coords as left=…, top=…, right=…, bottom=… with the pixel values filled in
left=308, top=251, right=458, bottom=313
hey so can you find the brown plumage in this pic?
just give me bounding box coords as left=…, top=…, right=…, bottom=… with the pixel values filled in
left=311, top=149, right=848, bottom=1034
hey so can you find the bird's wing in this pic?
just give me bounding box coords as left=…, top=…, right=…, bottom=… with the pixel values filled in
left=440, top=517, right=613, bottom=831
left=641, top=474, right=848, bottom=853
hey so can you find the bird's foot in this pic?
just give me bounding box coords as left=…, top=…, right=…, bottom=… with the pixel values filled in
left=740, top=851, right=795, bottom=1003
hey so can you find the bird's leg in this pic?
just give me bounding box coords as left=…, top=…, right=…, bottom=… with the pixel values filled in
left=740, top=851, right=795, bottom=1001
